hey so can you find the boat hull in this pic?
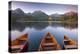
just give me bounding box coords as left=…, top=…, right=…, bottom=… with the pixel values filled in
left=9, top=34, right=29, bottom=53
left=63, top=35, right=78, bottom=49
left=39, top=32, right=61, bottom=51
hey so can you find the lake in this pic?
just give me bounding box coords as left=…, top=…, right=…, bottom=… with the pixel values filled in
left=10, top=21, right=78, bottom=51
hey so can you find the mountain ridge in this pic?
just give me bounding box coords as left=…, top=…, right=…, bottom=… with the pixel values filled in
left=10, top=8, right=78, bottom=21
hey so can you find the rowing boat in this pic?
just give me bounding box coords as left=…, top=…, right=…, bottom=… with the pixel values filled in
left=63, top=35, right=78, bottom=49
left=39, top=32, right=61, bottom=51
left=10, top=33, right=29, bottom=53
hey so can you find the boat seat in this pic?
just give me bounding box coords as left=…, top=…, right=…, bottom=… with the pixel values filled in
left=42, top=43, right=55, bottom=45
left=43, top=47, right=57, bottom=50
left=45, top=36, right=52, bottom=39
left=64, top=45, right=78, bottom=49
left=11, top=45, right=24, bottom=53
left=45, top=39, right=53, bottom=43
left=42, top=43, right=57, bottom=47
left=64, top=40, right=70, bottom=45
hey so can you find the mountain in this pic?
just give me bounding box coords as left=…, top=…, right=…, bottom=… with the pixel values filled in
left=32, top=10, right=49, bottom=21
left=12, top=8, right=26, bottom=17
left=60, top=11, right=78, bottom=22
left=10, top=8, right=49, bottom=21
left=12, top=8, right=24, bottom=14
left=50, top=13, right=63, bottom=21
left=65, top=11, right=77, bottom=16
left=10, top=8, right=26, bottom=25
left=10, top=8, right=78, bottom=22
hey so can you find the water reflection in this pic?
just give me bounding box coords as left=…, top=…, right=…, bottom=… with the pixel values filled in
left=11, top=21, right=77, bottom=31
left=10, top=21, right=78, bottom=51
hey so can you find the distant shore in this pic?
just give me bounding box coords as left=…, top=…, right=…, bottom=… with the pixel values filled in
left=17, top=20, right=77, bottom=23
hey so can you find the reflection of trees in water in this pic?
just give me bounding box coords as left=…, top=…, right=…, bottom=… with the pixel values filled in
left=11, top=22, right=78, bottom=31
left=62, top=22, right=78, bottom=29
left=24, top=22, right=48, bottom=30
left=11, top=22, right=49, bottom=31
left=11, top=22, right=25, bottom=31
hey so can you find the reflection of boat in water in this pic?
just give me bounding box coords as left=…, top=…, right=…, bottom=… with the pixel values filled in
left=63, top=35, right=78, bottom=49
left=10, top=34, right=28, bottom=53
left=39, top=32, right=61, bottom=51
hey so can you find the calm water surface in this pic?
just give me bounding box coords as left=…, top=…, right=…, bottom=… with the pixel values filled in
left=11, top=22, right=78, bottom=51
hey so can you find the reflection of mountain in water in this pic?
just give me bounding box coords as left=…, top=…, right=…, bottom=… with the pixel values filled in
left=9, top=8, right=78, bottom=31
left=11, top=22, right=77, bottom=31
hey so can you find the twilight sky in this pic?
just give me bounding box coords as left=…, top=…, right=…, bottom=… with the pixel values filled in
left=11, top=1, right=78, bottom=15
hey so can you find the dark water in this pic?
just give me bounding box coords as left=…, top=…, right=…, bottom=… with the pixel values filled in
left=11, top=22, right=78, bottom=51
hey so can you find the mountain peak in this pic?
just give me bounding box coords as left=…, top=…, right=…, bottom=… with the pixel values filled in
left=13, top=8, right=24, bottom=14
left=32, top=10, right=48, bottom=16
left=33, top=10, right=45, bottom=14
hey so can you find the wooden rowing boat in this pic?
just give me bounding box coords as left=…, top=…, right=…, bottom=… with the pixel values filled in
left=10, top=33, right=29, bottom=53
left=39, top=32, right=61, bottom=51
left=63, top=35, right=78, bottom=49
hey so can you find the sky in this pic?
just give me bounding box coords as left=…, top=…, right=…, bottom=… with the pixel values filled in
left=11, top=1, right=78, bottom=15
